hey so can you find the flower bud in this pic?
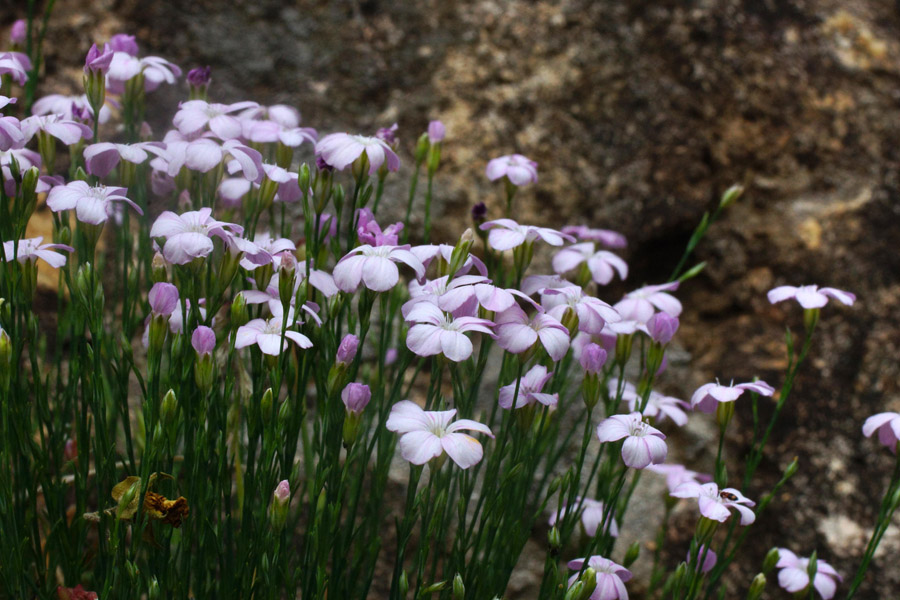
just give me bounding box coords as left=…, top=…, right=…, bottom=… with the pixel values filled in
left=688, top=545, right=717, bottom=574
left=579, top=343, right=607, bottom=374
left=452, top=574, right=464, bottom=600
left=277, top=252, right=297, bottom=307
left=260, top=388, right=274, bottom=424
left=646, top=312, right=679, bottom=345
left=187, top=66, right=211, bottom=100
left=563, top=581, right=584, bottom=600
left=471, top=202, right=488, bottom=229
left=191, top=326, right=215, bottom=356
left=414, top=133, right=429, bottom=164
left=149, top=282, right=179, bottom=316
left=10, top=20, right=26, bottom=47
left=64, top=438, right=78, bottom=462
left=746, top=573, right=766, bottom=600
left=578, top=568, right=597, bottom=600
left=623, top=541, right=641, bottom=568
left=269, top=479, right=291, bottom=531
left=0, top=326, right=11, bottom=387
left=161, top=389, right=178, bottom=427
left=399, top=571, right=409, bottom=599
left=548, top=526, right=561, bottom=551
left=427, top=120, right=446, bottom=144
left=341, top=382, right=371, bottom=415
left=148, top=577, right=160, bottom=600
left=151, top=251, right=168, bottom=283
left=230, top=294, right=248, bottom=329
left=448, top=228, right=475, bottom=277
left=336, top=334, right=359, bottom=366
left=719, top=184, right=744, bottom=210
left=762, top=548, right=780, bottom=574
left=82, top=43, right=112, bottom=112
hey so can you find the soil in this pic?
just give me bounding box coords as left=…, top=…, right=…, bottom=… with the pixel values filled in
left=6, top=0, right=900, bottom=597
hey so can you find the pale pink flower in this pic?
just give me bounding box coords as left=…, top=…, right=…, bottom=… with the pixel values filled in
left=597, top=412, right=667, bottom=469
left=2, top=237, right=72, bottom=269
left=46, top=181, right=141, bottom=225
left=541, top=285, right=621, bottom=335
left=0, top=116, right=23, bottom=152
left=499, top=364, right=557, bottom=409
left=645, top=464, right=711, bottom=494
left=767, top=285, right=856, bottom=309
left=549, top=497, right=618, bottom=538
left=234, top=316, right=313, bottom=356
left=688, top=546, right=717, bottom=574
left=485, top=153, right=538, bottom=186
left=21, top=114, right=93, bottom=145
left=315, top=132, right=400, bottom=174
left=161, top=136, right=263, bottom=182
left=613, top=380, right=690, bottom=426
left=561, top=225, right=627, bottom=249
left=386, top=400, right=493, bottom=469
left=238, top=233, right=295, bottom=271
left=862, top=412, right=900, bottom=453
left=148, top=282, right=179, bottom=316
left=83, top=142, right=167, bottom=178
left=410, top=244, right=488, bottom=277
left=776, top=549, right=842, bottom=599
left=0, top=52, right=30, bottom=86
left=479, top=218, right=574, bottom=251
left=173, top=100, right=259, bottom=140
left=690, top=380, right=775, bottom=414
left=341, top=383, right=371, bottom=414
left=404, top=275, right=524, bottom=318
left=149, top=207, right=243, bottom=265
left=552, top=242, right=628, bottom=285
left=494, top=305, right=570, bottom=361
left=106, top=53, right=182, bottom=94
left=240, top=104, right=317, bottom=147
left=405, top=302, right=494, bottom=362
left=614, top=282, right=682, bottom=323
left=332, top=244, right=425, bottom=293
left=32, top=94, right=112, bottom=124
left=671, top=482, right=756, bottom=525
left=427, top=120, right=445, bottom=143
left=566, top=556, right=631, bottom=600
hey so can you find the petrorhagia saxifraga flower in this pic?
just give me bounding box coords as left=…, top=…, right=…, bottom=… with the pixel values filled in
left=386, top=400, right=493, bottom=469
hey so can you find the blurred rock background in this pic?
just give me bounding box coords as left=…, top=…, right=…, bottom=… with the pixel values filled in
left=7, top=0, right=900, bottom=596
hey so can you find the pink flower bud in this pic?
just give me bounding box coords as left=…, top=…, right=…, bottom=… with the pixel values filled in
left=148, top=282, right=179, bottom=316
left=83, top=43, right=114, bottom=75
left=64, top=439, right=78, bottom=462
left=646, top=312, right=679, bottom=344
left=187, top=66, right=212, bottom=87
left=336, top=334, right=359, bottom=366
left=579, top=343, right=608, bottom=374
left=427, top=120, right=446, bottom=144
left=10, top=20, right=26, bottom=46
left=273, top=479, right=290, bottom=505
left=108, top=33, right=139, bottom=56
left=341, top=382, right=371, bottom=414
left=191, top=326, right=216, bottom=355
left=385, top=348, right=398, bottom=366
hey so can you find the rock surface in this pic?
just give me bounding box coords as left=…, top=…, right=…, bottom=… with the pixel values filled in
left=9, top=0, right=900, bottom=596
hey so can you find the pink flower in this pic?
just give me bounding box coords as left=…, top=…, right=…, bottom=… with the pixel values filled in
left=427, top=120, right=445, bottom=143
left=767, top=285, right=856, bottom=309
left=498, top=364, right=557, bottom=409
left=315, top=133, right=400, bottom=174
left=148, top=282, right=179, bottom=316
left=356, top=208, right=403, bottom=246
left=234, top=316, right=313, bottom=356
left=240, top=104, right=317, bottom=147
left=561, top=225, right=627, bottom=249
left=106, top=53, right=182, bottom=94
left=272, top=480, right=291, bottom=505
left=217, top=177, right=252, bottom=208
left=150, top=208, right=242, bottom=265
left=108, top=34, right=139, bottom=56
left=596, top=412, right=667, bottom=469
left=645, top=312, right=678, bottom=344
left=32, top=94, right=111, bottom=124
left=0, top=52, right=31, bottom=86
left=332, top=244, right=425, bottom=293
left=549, top=497, right=618, bottom=538
left=495, top=305, right=570, bottom=361
left=405, top=302, right=494, bottom=362
left=161, top=136, right=263, bottom=182
left=646, top=464, right=711, bottom=494
left=84, top=43, right=114, bottom=74
left=614, top=282, right=682, bottom=323
left=541, top=285, right=621, bottom=335
left=341, top=383, right=371, bottom=414
left=671, top=482, right=756, bottom=525
left=485, top=153, right=538, bottom=186
left=862, top=412, right=900, bottom=453
left=688, top=546, right=717, bottom=574
left=580, top=343, right=607, bottom=374
left=2, top=237, right=72, bottom=269
left=404, top=275, right=520, bottom=318
left=479, top=218, right=574, bottom=251
left=386, top=400, right=493, bottom=469
left=566, top=556, right=631, bottom=600
left=21, top=115, right=93, bottom=145
left=410, top=244, right=488, bottom=277
left=10, top=20, right=26, bottom=46
left=83, top=142, right=167, bottom=178
left=46, top=181, right=142, bottom=225
left=191, top=325, right=216, bottom=355
left=261, top=163, right=302, bottom=203
left=552, top=243, right=628, bottom=285
left=0, top=116, right=24, bottom=151
left=690, top=380, right=775, bottom=414
left=336, top=334, right=360, bottom=366
left=613, top=380, right=690, bottom=426
left=174, top=100, right=259, bottom=140
left=776, top=549, right=842, bottom=599
left=238, top=233, right=295, bottom=271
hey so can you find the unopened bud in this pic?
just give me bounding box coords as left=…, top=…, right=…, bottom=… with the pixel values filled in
left=260, top=388, right=274, bottom=423
left=548, top=526, right=561, bottom=550
left=623, top=541, right=641, bottom=568
left=149, top=282, right=179, bottom=316
left=269, top=479, right=290, bottom=531
left=399, top=571, right=409, bottom=599
left=762, top=548, right=780, bottom=574
left=719, top=184, right=744, bottom=210
left=414, top=133, right=429, bottom=163
left=646, top=312, right=679, bottom=345
left=230, top=294, right=248, bottom=329
left=746, top=573, right=766, bottom=600
left=148, top=577, right=160, bottom=600
left=151, top=251, right=168, bottom=283
left=161, top=389, right=177, bottom=426
left=579, top=568, right=597, bottom=600
left=452, top=574, right=464, bottom=600
left=564, top=581, right=584, bottom=600
left=336, top=333, right=359, bottom=366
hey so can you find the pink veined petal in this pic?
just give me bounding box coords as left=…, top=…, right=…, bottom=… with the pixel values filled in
left=234, top=324, right=261, bottom=349
left=820, top=287, right=856, bottom=306
left=255, top=333, right=285, bottom=356
left=670, top=481, right=703, bottom=499
left=363, top=142, right=385, bottom=173
left=530, top=392, right=558, bottom=407
left=446, top=418, right=493, bottom=437
left=588, top=258, right=614, bottom=285
left=34, top=249, right=68, bottom=268
left=474, top=284, right=516, bottom=312
left=878, top=424, right=899, bottom=451
left=498, top=384, right=520, bottom=409
left=208, top=114, right=243, bottom=140
left=496, top=323, right=537, bottom=354
left=46, top=185, right=83, bottom=212
left=505, top=164, right=534, bottom=186
left=552, top=247, right=588, bottom=274
left=537, top=325, right=570, bottom=361
left=794, top=286, right=828, bottom=309
left=389, top=248, right=426, bottom=280
left=767, top=285, right=798, bottom=304
left=644, top=435, right=668, bottom=465
left=816, top=561, right=842, bottom=579
left=362, top=255, right=400, bottom=292
left=485, top=158, right=508, bottom=181
left=731, top=503, right=756, bottom=525
left=440, top=433, right=484, bottom=469
left=386, top=400, right=431, bottom=433
left=83, top=144, right=121, bottom=178
left=173, top=107, right=210, bottom=135
left=648, top=292, right=682, bottom=317
left=114, top=196, right=144, bottom=217
left=812, top=573, right=838, bottom=600
left=332, top=254, right=367, bottom=293
left=405, top=301, right=444, bottom=325
left=163, top=232, right=215, bottom=264
left=776, top=549, right=800, bottom=568
left=621, top=437, right=652, bottom=469
left=488, top=228, right=526, bottom=251
left=697, top=496, right=732, bottom=522
left=439, top=330, right=473, bottom=362
left=709, top=385, right=744, bottom=403
left=535, top=228, right=570, bottom=246
left=399, top=430, right=444, bottom=465
left=735, top=381, right=775, bottom=396
left=406, top=324, right=443, bottom=357
left=74, top=196, right=109, bottom=225
left=224, top=142, right=263, bottom=182
left=283, top=330, right=313, bottom=349
left=596, top=416, right=630, bottom=442
left=185, top=139, right=224, bottom=173
left=778, top=567, right=809, bottom=593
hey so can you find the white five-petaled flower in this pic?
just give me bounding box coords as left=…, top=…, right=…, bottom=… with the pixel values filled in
left=2, top=236, right=72, bottom=269
left=332, top=244, right=425, bottom=293
left=776, top=549, right=842, bottom=599
left=614, top=282, right=682, bottom=323
left=479, top=218, right=574, bottom=251
left=552, top=242, right=628, bottom=285
left=173, top=100, right=259, bottom=140
left=498, top=364, right=558, bottom=409
left=670, top=481, right=756, bottom=525
left=386, top=400, right=493, bottom=469
left=690, top=380, right=775, bottom=414
left=234, top=316, right=313, bottom=356
left=566, top=556, right=632, bottom=600
left=404, top=302, right=494, bottom=362
left=541, top=285, right=622, bottom=335
left=150, top=207, right=243, bottom=265
left=485, top=153, right=538, bottom=186
left=767, top=285, right=856, bottom=309
left=596, top=412, right=667, bottom=469
left=613, top=379, right=691, bottom=426
left=494, top=304, right=570, bottom=361
left=315, top=132, right=400, bottom=174
left=46, top=181, right=142, bottom=225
